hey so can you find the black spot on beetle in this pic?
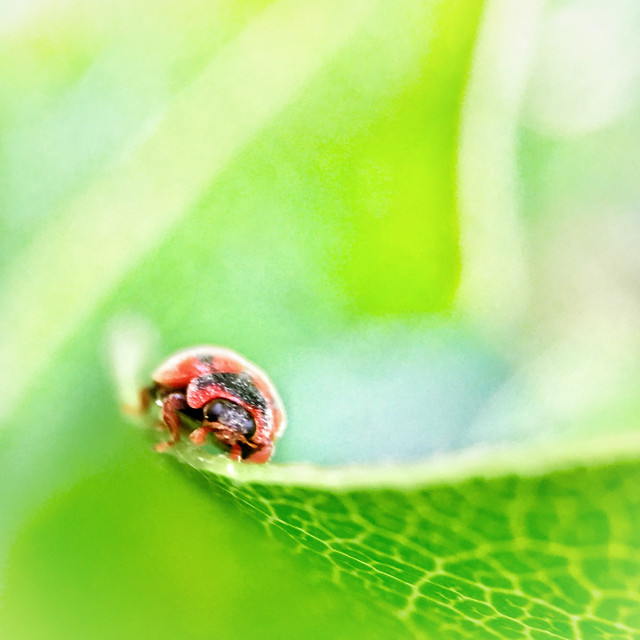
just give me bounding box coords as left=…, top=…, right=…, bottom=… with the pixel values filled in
left=195, top=372, right=267, bottom=413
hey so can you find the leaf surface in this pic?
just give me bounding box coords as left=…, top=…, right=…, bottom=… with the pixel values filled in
left=166, top=434, right=640, bottom=639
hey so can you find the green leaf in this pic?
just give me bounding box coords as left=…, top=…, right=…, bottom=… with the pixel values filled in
left=3, top=0, right=640, bottom=639
left=166, top=433, right=640, bottom=640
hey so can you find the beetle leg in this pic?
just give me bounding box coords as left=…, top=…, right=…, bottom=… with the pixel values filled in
left=189, top=425, right=215, bottom=446
left=139, top=386, right=152, bottom=412
left=244, top=443, right=273, bottom=464
left=155, top=392, right=188, bottom=452
left=229, top=442, right=243, bottom=462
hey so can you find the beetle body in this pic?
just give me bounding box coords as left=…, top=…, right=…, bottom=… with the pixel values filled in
left=144, top=346, right=285, bottom=463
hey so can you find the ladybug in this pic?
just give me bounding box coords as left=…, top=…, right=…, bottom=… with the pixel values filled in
left=141, top=346, right=286, bottom=463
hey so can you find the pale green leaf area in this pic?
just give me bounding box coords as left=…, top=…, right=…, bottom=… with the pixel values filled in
left=2, top=0, right=640, bottom=639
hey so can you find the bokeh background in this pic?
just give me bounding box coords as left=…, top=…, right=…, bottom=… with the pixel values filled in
left=1, top=0, right=639, bottom=638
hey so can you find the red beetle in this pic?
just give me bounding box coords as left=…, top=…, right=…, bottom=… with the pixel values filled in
left=142, top=346, right=286, bottom=463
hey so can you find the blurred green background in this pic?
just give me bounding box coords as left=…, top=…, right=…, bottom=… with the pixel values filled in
left=1, top=0, right=639, bottom=638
